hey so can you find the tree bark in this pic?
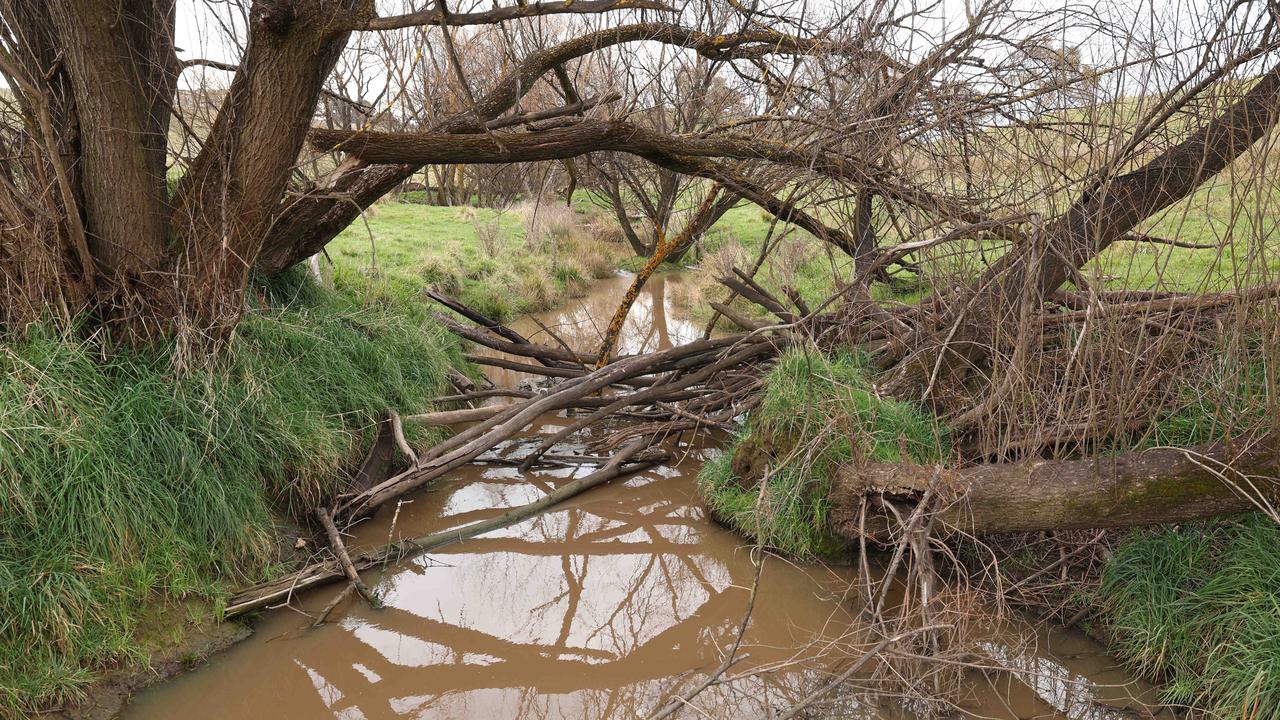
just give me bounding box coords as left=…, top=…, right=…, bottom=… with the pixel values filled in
left=46, top=0, right=177, bottom=277
left=170, top=0, right=359, bottom=329
left=829, top=439, right=1279, bottom=539
left=852, top=188, right=877, bottom=276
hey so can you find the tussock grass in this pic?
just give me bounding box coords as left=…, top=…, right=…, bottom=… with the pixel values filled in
left=699, top=348, right=949, bottom=558
left=0, top=269, right=461, bottom=714
left=1098, top=517, right=1280, bottom=717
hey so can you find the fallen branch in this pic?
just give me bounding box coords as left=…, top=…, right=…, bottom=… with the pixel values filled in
left=720, top=273, right=797, bottom=323
left=1039, top=280, right=1280, bottom=326
left=389, top=410, right=419, bottom=467
left=426, top=289, right=536, bottom=349
left=336, top=334, right=773, bottom=518
left=709, top=301, right=766, bottom=330
left=406, top=405, right=506, bottom=426
left=518, top=340, right=773, bottom=469
left=830, top=438, right=1280, bottom=539
left=310, top=582, right=357, bottom=628
left=435, top=312, right=591, bottom=366
left=315, top=507, right=382, bottom=609
left=228, top=441, right=664, bottom=617
left=1120, top=231, right=1218, bottom=250
left=465, top=353, right=586, bottom=378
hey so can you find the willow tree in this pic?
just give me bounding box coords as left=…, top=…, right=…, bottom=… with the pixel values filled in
left=0, top=0, right=964, bottom=342
left=5, top=1, right=1280, bottom=486
left=0, top=0, right=677, bottom=339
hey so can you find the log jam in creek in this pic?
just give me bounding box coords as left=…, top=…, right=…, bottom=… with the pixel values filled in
left=121, top=273, right=1169, bottom=720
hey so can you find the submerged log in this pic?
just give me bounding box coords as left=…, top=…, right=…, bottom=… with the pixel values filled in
left=830, top=439, right=1280, bottom=539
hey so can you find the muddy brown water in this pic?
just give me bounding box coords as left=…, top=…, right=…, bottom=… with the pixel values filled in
left=122, top=273, right=1168, bottom=720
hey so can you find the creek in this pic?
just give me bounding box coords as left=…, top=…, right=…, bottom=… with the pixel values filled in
left=122, top=273, right=1167, bottom=720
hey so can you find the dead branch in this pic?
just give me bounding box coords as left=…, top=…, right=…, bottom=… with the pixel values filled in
left=315, top=507, right=382, bottom=609
left=227, top=440, right=663, bottom=617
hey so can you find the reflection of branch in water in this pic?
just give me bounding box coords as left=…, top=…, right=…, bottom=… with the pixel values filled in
left=553, top=510, right=588, bottom=652
left=647, top=544, right=764, bottom=720
left=325, top=586, right=742, bottom=698
left=286, top=436, right=848, bottom=719
left=370, top=609, right=619, bottom=663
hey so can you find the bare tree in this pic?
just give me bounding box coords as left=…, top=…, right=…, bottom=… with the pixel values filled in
left=584, top=52, right=746, bottom=257
left=0, top=0, right=676, bottom=339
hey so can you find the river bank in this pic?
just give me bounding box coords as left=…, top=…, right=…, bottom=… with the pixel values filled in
left=6, top=193, right=644, bottom=717
left=2, top=271, right=466, bottom=718
left=15, top=199, right=1270, bottom=717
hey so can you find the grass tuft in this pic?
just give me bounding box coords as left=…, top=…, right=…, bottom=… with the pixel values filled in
left=699, top=348, right=949, bottom=558
left=1098, top=516, right=1280, bottom=717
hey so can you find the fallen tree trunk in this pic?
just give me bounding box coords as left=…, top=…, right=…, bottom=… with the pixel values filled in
left=830, top=439, right=1279, bottom=539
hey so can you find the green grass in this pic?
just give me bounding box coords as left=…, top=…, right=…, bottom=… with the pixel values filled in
left=1098, top=517, right=1280, bottom=717
left=699, top=348, right=949, bottom=558
left=1146, top=347, right=1274, bottom=449
left=1082, top=350, right=1278, bottom=719
left=326, top=199, right=624, bottom=321
left=1089, top=173, right=1280, bottom=293
left=0, top=269, right=462, bottom=715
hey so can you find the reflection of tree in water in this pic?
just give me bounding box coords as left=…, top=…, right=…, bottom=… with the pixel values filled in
left=290, top=460, right=847, bottom=719
left=526, top=275, right=697, bottom=359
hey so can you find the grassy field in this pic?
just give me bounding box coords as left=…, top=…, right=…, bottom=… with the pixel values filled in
left=325, top=196, right=625, bottom=320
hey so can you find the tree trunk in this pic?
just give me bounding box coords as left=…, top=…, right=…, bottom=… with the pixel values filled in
left=852, top=188, right=876, bottom=276
left=829, top=440, right=1279, bottom=539
left=46, top=0, right=176, bottom=278
left=170, top=1, right=357, bottom=330
left=668, top=185, right=736, bottom=262
left=257, top=162, right=419, bottom=275
left=600, top=172, right=650, bottom=256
